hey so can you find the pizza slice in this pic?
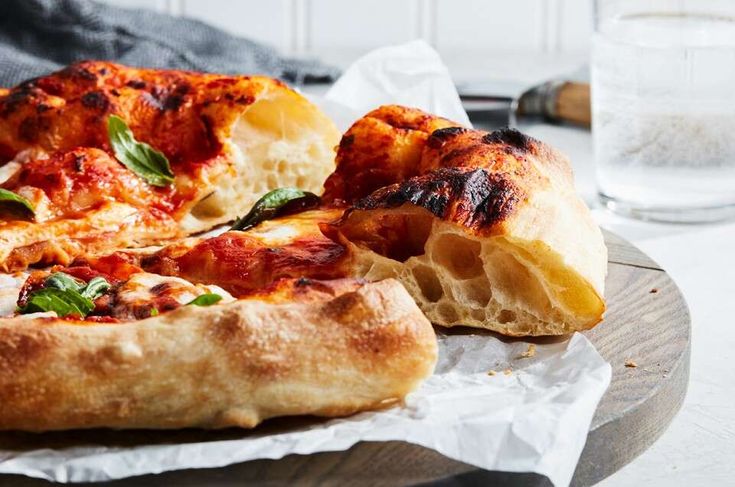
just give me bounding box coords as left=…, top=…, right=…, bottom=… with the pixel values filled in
left=127, top=106, right=607, bottom=337
left=0, top=61, right=340, bottom=272
left=322, top=106, right=607, bottom=336
left=0, top=259, right=436, bottom=431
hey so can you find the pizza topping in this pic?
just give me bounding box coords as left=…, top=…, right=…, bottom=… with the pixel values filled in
left=110, top=272, right=233, bottom=320
left=19, top=288, right=95, bottom=317
left=107, top=115, right=174, bottom=187
left=186, top=293, right=222, bottom=306
left=0, top=188, right=35, bottom=220
left=17, top=272, right=112, bottom=318
left=230, top=188, right=320, bottom=231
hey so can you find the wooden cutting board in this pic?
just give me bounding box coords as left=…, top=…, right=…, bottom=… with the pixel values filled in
left=0, top=230, right=691, bottom=487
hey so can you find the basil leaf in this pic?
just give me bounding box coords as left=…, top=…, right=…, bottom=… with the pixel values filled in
left=187, top=293, right=223, bottom=306
left=149, top=308, right=159, bottom=317
left=0, top=188, right=35, bottom=220
left=107, top=115, right=174, bottom=187
left=19, top=273, right=111, bottom=318
left=81, top=276, right=111, bottom=300
left=19, top=288, right=94, bottom=317
left=231, top=188, right=320, bottom=231
left=45, top=272, right=84, bottom=293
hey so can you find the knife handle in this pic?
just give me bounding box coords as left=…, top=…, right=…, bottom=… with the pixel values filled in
left=551, top=82, right=591, bottom=128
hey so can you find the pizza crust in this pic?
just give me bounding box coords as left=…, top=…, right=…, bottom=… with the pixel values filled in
left=0, top=62, right=341, bottom=271
left=323, top=106, right=607, bottom=336
left=0, top=278, right=436, bottom=431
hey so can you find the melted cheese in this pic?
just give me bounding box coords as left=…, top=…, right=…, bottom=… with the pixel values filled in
left=245, top=209, right=342, bottom=247
left=114, top=273, right=234, bottom=309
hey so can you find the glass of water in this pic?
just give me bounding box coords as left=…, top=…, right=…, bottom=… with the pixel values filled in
left=592, top=0, right=735, bottom=222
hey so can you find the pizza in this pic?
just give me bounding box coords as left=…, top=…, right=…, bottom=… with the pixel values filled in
left=0, top=61, right=340, bottom=272
left=0, top=65, right=607, bottom=431
left=124, top=106, right=607, bottom=336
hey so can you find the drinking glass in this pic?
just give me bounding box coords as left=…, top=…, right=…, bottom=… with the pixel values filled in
left=592, top=0, right=735, bottom=222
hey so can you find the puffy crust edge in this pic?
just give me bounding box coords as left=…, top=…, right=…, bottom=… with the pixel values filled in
left=0, top=279, right=437, bottom=431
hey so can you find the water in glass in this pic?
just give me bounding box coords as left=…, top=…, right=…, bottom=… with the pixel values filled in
left=592, top=12, right=735, bottom=222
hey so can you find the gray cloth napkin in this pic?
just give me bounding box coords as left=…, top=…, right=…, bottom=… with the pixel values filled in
left=0, top=0, right=339, bottom=88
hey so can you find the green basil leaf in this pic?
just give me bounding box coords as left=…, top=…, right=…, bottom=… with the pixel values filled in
left=19, top=288, right=94, bottom=317
left=81, top=276, right=111, bottom=300
left=45, top=272, right=84, bottom=293
left=107, top=115, right=174, bottom=187
left=187, top=293, right=223, bottom=307
left=0, top=188, right=35, bottom=220
left=149, top=308, right=159, bottom=317
left=19, top=273, right=111, bottom=318
left=230, top=188, right=320, bottom=231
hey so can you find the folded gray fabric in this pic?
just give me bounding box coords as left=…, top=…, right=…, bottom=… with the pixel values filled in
left=0, top=0, right=339, bottom=88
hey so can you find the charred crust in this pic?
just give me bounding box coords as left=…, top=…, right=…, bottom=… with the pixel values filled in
left=353, top=167, right=521, bottom=232
left=140, top=83, right=191, bottom=111
left=163, top=84, right=191, bottom=111
left=59, top=63, right=98, bottom=82
left=426, top=126, right=469, bottom=149
left=18, top=116, right=49, bottom=143
left=81, top=91, right=111, bottom=111
left=150, top=282, right=174, bottom=296
left=200, top=114, right=219, bottom=152
left=338, top=134, right=355, bottom=150
left=482, top=128, right=535, bottom=153
left=1, top=85, right=42, bottom=118
left=126, top=80, right=146, bottom=89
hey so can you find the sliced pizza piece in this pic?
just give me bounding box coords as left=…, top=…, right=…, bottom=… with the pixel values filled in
left=0, top=61, right=340, bottom=271
left=0, top=265, right=436, bottom=431
left=323, top=106, right=607, bottom=336
left=133, top=107, right=606, bottom=336
left=135, top=209, right=349, bottom=296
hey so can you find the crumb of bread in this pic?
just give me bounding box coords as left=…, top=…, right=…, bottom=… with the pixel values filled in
left=625, top=360, right=638, bottom=368
left=503, top=368, right=513, bottom=376
left=487, top=370, right=497, bottom=376
left=649, top=288, right=658, bottom=294
left=519, top=344, right=536, bottom=359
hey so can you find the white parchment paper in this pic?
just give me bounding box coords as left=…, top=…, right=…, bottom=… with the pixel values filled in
left=0, top=41, right=611, bottom=487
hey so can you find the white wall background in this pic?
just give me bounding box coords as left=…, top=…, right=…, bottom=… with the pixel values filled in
left=99, top=0, right=594, bottom=58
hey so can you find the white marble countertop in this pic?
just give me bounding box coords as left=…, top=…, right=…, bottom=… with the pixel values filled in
left=519, top=123, right=735, bottom=487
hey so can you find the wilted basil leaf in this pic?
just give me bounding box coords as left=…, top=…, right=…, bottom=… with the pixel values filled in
left=107, top=115, right=174, bottom=187
left=0, top=188, right=35, bottom=220
left=81, top=276, right=111, bottom=300
left=19, top=273, right=111, bottom=318
left=19, top=288, right=94, bottom=317
left=45, top=272, right=84, bottom=293
left=187, top=293, right=223, bottom=306
left=230, top=188, right=320, bottom=231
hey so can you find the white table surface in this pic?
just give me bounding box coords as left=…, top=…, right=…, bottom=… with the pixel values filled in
left=519, top=123, right=735, bottom=487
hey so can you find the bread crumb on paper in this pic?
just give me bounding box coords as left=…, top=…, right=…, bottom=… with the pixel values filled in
left=649, top=288, right=658, bottom=294
left=503, top=368, right=513, bottom=376
left=487, top=370, right=497, bottom=376
left=519, top=344, right=536, bottom=359
left=625, top=360, right=638, bottom=368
